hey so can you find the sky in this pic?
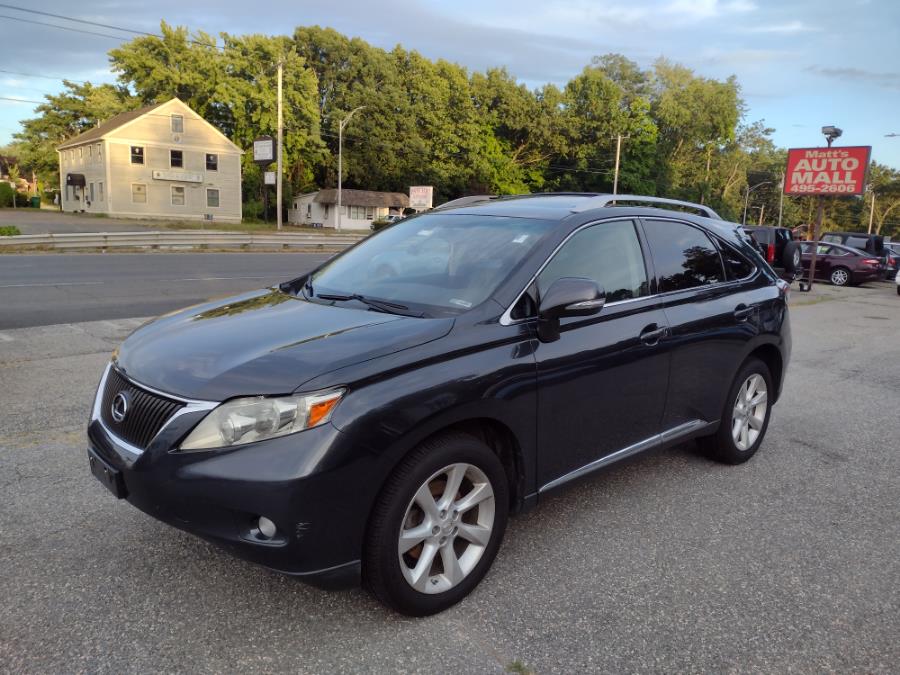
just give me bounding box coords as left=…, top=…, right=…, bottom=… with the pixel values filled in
left=1, top=0, right=899, bottom=168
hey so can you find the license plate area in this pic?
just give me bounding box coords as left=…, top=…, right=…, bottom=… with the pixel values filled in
left=88, top=448, right=127, bottom=499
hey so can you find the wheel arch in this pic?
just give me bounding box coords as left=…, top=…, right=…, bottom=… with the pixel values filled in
left=746, top=343, right=784, bottom=403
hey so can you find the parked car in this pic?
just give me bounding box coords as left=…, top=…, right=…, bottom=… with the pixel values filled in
left=87, top=193, right=791, bottom=616
left=883, top=242, right=899, bottom=280
left=799, top=241, right=883, bottom=286
left=820, top=232, right=887, bottom=278
left=741, top=225, right=801, bottom=279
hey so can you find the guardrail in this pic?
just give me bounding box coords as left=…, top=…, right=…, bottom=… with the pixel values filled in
left=0, top=230, right=366, bottom=251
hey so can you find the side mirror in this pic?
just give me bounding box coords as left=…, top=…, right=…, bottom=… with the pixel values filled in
left=537, top=277, right=605, bottom=342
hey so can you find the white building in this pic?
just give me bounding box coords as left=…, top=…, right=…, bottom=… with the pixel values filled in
left=289, top=189, right=409, bottom=229
left=57, top=98, right=243, bottom=223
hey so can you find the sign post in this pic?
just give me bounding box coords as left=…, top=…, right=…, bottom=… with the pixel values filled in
left=783, top=134, right=870, bottom=290
left=409, top=186, right=434, bottom=211
left=253, top=136, right=275, bottom=222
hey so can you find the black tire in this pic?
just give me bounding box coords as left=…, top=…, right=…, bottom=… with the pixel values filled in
left=782, top=241, right=801, bottom=274
left=364, top=432, right=509, bottom=616
left=896, top=284, right=900, bottom=296
left=698, top=357, right=773, bottom=465
left=830, top=267, right=851, bottom=286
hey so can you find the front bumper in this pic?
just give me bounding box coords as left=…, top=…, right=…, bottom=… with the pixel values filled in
left=86, top=366, right=376, bottom=589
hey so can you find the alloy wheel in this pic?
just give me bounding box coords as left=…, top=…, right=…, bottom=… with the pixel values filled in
left=831, top=269, right=849, bottom=286
left=397, top=463, right=495, bottom=594
left=731, top=374, right=768, bottom=451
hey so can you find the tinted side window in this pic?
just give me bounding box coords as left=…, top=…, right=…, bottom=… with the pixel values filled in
left=844, top=236, right=869, bottom=250
left=537, top=220, right=649, bottom=303
left=643, top=220, right=725, bottom=293
left=720, top=244, right=754, bottom=280
left=821, top=234, right=841, bottom=245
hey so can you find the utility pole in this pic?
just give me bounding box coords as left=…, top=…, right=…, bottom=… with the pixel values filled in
left=777, top=171, right=784, bottom=227
left=805, top=126, right=842, bottom=291
left=867, top=188, right=876, bottom=234
left=276, top=60, right=284, bottom=231
left=758, top=204, right=765, bottom=226
left=612, top=134, right=623, bottom=197
left=336, top=105, right=365, bottom=231
left=742, top=181, right=771, bottom=226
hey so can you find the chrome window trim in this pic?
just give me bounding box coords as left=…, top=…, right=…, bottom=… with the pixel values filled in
left=539, top=419, right=714, bottom=493
left=500, top=215, right=758, bottom=326
left=90, top=362, right=218, bottom=457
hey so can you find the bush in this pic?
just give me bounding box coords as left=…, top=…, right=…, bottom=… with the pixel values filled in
left=0, top=183, right=14, bottom=208
left=0, top=225, right=21, bottom=236
left=371, top=218, right=391, bottom=231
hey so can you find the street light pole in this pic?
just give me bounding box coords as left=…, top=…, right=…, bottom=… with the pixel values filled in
left=276, top=60, right=283, bottom=231
left=777, top=171, right=785, bottom=227
left=336, top=106, right=366, bottom=231
left=867, top=188, right=876, bottom=234
left=742, top=181, right=772, bottom=225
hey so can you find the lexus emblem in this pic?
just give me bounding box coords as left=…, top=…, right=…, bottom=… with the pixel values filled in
left=111, top=392, right=129, bottom=423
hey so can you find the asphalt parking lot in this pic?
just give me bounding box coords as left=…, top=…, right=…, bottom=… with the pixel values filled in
left=1, top=278, right=898, bottom=673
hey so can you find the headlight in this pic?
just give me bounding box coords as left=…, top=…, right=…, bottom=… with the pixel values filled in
left=179, top=389, right=344, bottom=451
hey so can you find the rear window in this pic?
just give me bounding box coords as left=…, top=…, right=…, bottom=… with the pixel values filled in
left=720, top=245, right=754, bottom=280
left=644, top=220, right=726, bottom=292
left=844, top=236, right=869, bottom=250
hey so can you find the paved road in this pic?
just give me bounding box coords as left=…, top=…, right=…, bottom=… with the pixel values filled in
left=0, top=253, right=329, bottom=329
left=1, top=283, right=899, bottom=673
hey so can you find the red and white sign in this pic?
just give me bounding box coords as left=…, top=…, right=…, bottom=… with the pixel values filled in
left=784, top=146, right=871, bottom=196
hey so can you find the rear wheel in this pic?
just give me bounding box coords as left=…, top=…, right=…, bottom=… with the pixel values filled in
left=364, top=433, right=508, bottom=616
left=830, top=267, right=850, bottom=286
left=699, top=358, right=773, bottom=464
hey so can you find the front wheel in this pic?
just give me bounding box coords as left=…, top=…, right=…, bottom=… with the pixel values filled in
left=364, top=433, right=508, bottom=616
left=698, top=358, right=773, bottom=464
left=830, top=267, right=850, bottom=286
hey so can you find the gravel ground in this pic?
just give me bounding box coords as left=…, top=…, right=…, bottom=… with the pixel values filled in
left=0, top=282, right=898, bottom=673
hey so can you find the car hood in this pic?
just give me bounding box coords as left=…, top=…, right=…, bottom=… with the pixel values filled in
left=115, top=289, right=454, bottom=400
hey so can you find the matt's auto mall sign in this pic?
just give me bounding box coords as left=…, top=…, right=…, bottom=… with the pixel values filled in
left=784, top=146, right=871, bottom=196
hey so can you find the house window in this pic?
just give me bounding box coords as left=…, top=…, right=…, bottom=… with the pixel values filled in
left=171, top=114, right=184, bottom=133
left=171, top=185, right=185, bottom=206
left=306, top=204, right=311, bottom=218
left=89, top=183, right=94, bottom=202
left=131, top=146, right=144, bottom=164
left=98, top=182, right=104, bottom=201
left=79, top=147, right=83, bottom=159
left=350, top=205, right=366, bottom=219
left=88, top=146, right=92, bottom=159
left=206, top=153, right=218, bottom=171
left=132, top=183, right=147, bottom=203
left=96, top=143, right=102, bottom=161
left=170, top=150, right=183, bottom=168
left=206, top=188, right=219, bottom=207
left=365, top=206, right=374, bottom=220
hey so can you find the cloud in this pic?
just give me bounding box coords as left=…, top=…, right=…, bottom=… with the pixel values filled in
left=744, top=21, right=822, bottom=33
left=662, top=0, right=757, bottom=20
left=807, top=66, right=900, bottom=91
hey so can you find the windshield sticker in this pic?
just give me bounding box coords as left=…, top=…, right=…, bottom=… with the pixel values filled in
left=512, top=234, right=530, bottom=244
left=416, top=229, right=434, bottom=236
left=450, top=298, right=473, bottom=308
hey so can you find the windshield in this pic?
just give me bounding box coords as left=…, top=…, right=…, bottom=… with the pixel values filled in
left=308, top=213, right=556, bottom=315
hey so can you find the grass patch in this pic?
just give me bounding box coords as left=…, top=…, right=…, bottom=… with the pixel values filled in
left=506, top=661, right=535, bottom=675
left=0, top=225, right=21, bottom=236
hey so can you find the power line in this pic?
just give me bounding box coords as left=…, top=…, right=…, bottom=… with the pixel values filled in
left=0, top=2, right=154, bottom=37
left=0, top=14, right=133, bottom=41
left=0, top=4, right=225, bottom=50
left=0, top=96, right=45, bottom=104
left=0, top=68, right=88, bottom=85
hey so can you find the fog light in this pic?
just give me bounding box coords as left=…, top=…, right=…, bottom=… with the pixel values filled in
left=258, top=516, right=277, bottom=539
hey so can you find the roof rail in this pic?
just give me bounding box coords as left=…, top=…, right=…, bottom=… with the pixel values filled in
left=571, top=194, right=721, bottom=220
left=433, top=195, right=497, bottom=210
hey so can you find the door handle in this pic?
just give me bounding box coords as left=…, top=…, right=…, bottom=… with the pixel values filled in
left=639, top=324, right=668, bottom=345
left=734, top=305, right=755, bottom=321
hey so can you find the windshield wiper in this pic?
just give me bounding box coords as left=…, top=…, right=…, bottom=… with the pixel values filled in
left=315, top=293, right=425, bottom=317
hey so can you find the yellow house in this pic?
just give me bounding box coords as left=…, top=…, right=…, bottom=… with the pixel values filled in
left=57, top=98, right=242, bottom=223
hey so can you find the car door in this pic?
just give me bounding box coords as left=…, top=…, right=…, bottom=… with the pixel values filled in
left=800, top=243, right=832, bottom=279
left=641, top=218, right=759, bottom=431
left=532, top=218, right=670, bottom=489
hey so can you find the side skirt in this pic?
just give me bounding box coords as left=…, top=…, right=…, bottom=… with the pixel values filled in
left=538, top=419, right=717, bottom=494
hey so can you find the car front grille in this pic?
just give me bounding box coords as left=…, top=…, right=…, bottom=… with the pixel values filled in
left=100, top=367, right=184, bottom=450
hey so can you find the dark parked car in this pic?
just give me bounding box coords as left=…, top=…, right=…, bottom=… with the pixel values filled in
left=820, top=231, right=887, bottom=277
left=883, top=242, right=899, bottom=280
left=741, top=225, right=801, bottom=279
left=87, top=193, right=791, bottom=616
left=799, top=241, right=883, bottom=286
